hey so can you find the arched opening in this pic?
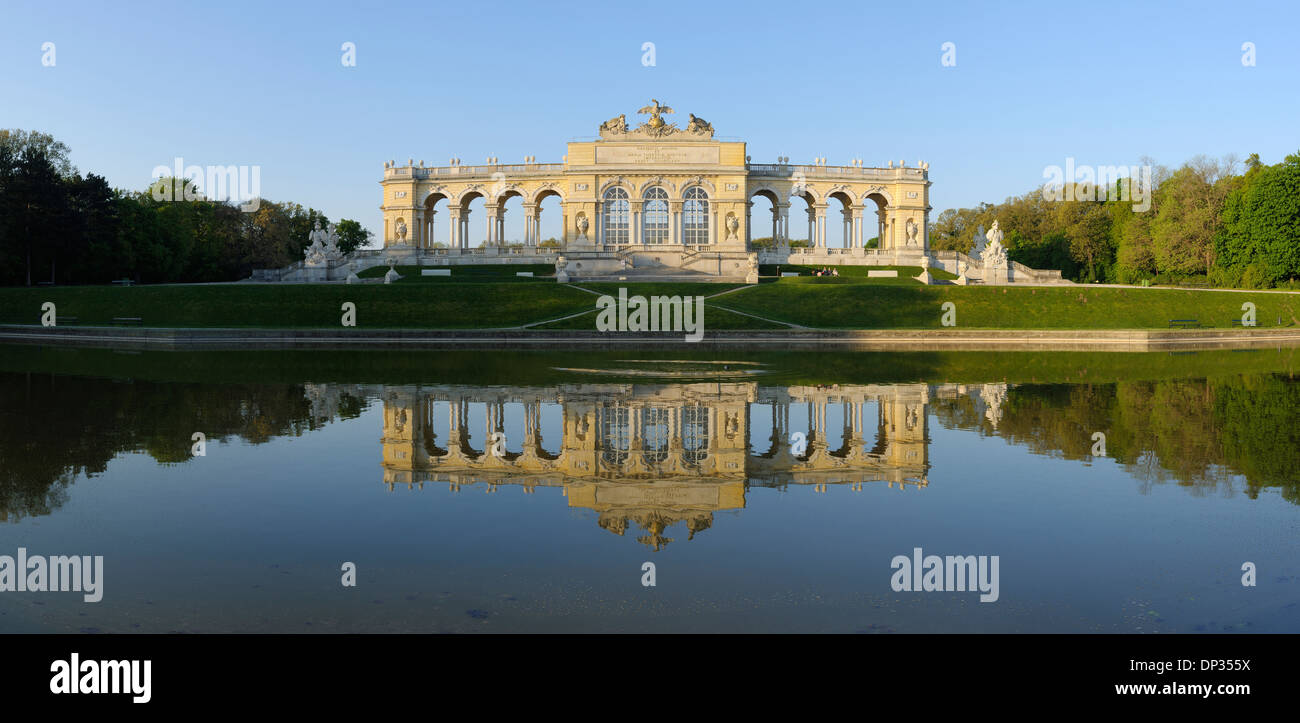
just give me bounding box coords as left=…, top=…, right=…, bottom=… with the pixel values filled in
left=494, top=192, right=525, bottom=248
left=535, top=190, right=563, bottom=247
left=864, top=192, right=889, bottom=250
left=422, top=193, right=449, bottom=249
left=457, top=192, right=485, bottom=249
left=789, top=190, right=813, bottom=248
left=827, top=190, right=855, bottom=249
left=748, top=189, right=779, bottom=250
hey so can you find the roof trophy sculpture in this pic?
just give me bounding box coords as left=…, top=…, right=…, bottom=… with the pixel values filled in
left=598, top=100, right=715, bottom=140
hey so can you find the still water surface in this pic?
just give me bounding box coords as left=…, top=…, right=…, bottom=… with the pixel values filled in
left=1, top=348, right=1297, bottom=632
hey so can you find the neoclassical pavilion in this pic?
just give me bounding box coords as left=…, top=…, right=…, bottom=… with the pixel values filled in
left=377, top=100, right=935, bottom=281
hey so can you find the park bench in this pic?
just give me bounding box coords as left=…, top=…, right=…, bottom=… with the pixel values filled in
left=55, top=316, right=78, bottom=325
left=110, top=317, right=143, bottom=326
left=1167, top=319, right=1200, bottom=328
left=1230, top=319, right=1256, bottom=327
left=112, top=279, right=134, bottom=286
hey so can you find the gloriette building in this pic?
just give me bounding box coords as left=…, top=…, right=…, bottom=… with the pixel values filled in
left=376, top=100, right=942, bottom=283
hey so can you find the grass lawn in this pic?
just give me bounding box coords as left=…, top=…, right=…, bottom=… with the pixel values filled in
left=570, top=282, right=746, bottom=299
left=2, top=279, right=1297, bottom=330
left=712, top=282, right=1300, bottom=329
left=0, top=283, right=593, bottom=328
left=530, top=303, right=788, bottom=330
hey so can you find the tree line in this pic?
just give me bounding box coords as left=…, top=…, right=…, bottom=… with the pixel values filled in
left=929, top=152, right=1300, bottom=288
left=0, top=129, right=371, bottom=286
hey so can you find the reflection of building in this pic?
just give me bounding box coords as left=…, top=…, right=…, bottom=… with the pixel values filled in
left=375, top=382, right=930, bottom=548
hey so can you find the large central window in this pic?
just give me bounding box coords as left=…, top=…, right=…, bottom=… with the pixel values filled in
left=683, top=186, right=709, bottom=245
left=643, top=187, right=669, bottom=244
left=602, top=187, right=629, bottom=245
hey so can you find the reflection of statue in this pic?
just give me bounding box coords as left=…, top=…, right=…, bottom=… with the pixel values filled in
left=599, top=114, right=627, bottom=133
left=686, top=113, right=713, bottom=135
left=980, top=383, right=1008, bottom=429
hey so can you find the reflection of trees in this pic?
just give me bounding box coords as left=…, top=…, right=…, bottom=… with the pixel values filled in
left=0, top=372, right=368, bottom=522
left=930, top=375, right=1300, bottom=502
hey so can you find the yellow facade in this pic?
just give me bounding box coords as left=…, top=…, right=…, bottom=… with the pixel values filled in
left=378, top=101, right=933, bottom=270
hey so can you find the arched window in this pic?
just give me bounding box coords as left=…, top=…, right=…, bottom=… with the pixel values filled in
left=602, top=187, right=629, bottom=245
left=598, top=403, right=629, bottom=466
left=681, top=404, right=709, bottom=466
left=683, top=187, right=709, bottom=245
left=642, top=187, right=669, bottom=244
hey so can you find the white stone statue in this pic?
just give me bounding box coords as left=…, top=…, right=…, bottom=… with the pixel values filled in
left=575, top=214, right=589, bottom=239
left=984, top=220, right=1007, bottom=269
left=395, top=218, right=408, bottom=243
left=905, top=218, right=919, bottom=246
left=304, top=221, right=344, bottom=265
left=970, top=224, right=987, bottom=261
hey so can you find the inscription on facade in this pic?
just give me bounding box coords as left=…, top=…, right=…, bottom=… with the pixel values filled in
left=596, top=145, right=720, bottom=165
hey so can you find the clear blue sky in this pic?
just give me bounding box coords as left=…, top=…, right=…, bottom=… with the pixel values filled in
left=3, top=0, right=1297, bottom=246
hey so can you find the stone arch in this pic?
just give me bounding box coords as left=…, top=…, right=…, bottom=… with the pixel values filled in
left=677, top=176, right=716, bottom=199
left=422, top=190, right=451, bottom=249
left=637, top=177, right=675, bottom=197
left=860, top=186, right=893, bottom=206
left=825, top=186, right=856, bottom=249
left=597, top=177, right=632, bottom=197
left=861, top=188, right=892, bottom=250
left=529, top=184, right=564, bottom=205
left=454, top=186, right=486, bottom=210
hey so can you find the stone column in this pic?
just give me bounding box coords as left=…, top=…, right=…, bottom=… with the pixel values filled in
left=745, top=201, right=753, bottom=246
left=630, top=201, right=642, bottom=245
left=813, top=204, right=828, bottom=248
left=522, top=205, right=536, bottom=245
left=669, top=202, right=682, bottom=245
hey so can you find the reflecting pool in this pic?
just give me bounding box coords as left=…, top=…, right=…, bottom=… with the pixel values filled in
left=1, top=347, right=1297, bottom=632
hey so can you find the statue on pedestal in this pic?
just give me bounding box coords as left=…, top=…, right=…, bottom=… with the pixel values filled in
left=985, top=221, right=1007, bottom=270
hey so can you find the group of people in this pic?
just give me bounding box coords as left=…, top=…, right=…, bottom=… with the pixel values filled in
left=812, top=267, right=839, bottom=277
